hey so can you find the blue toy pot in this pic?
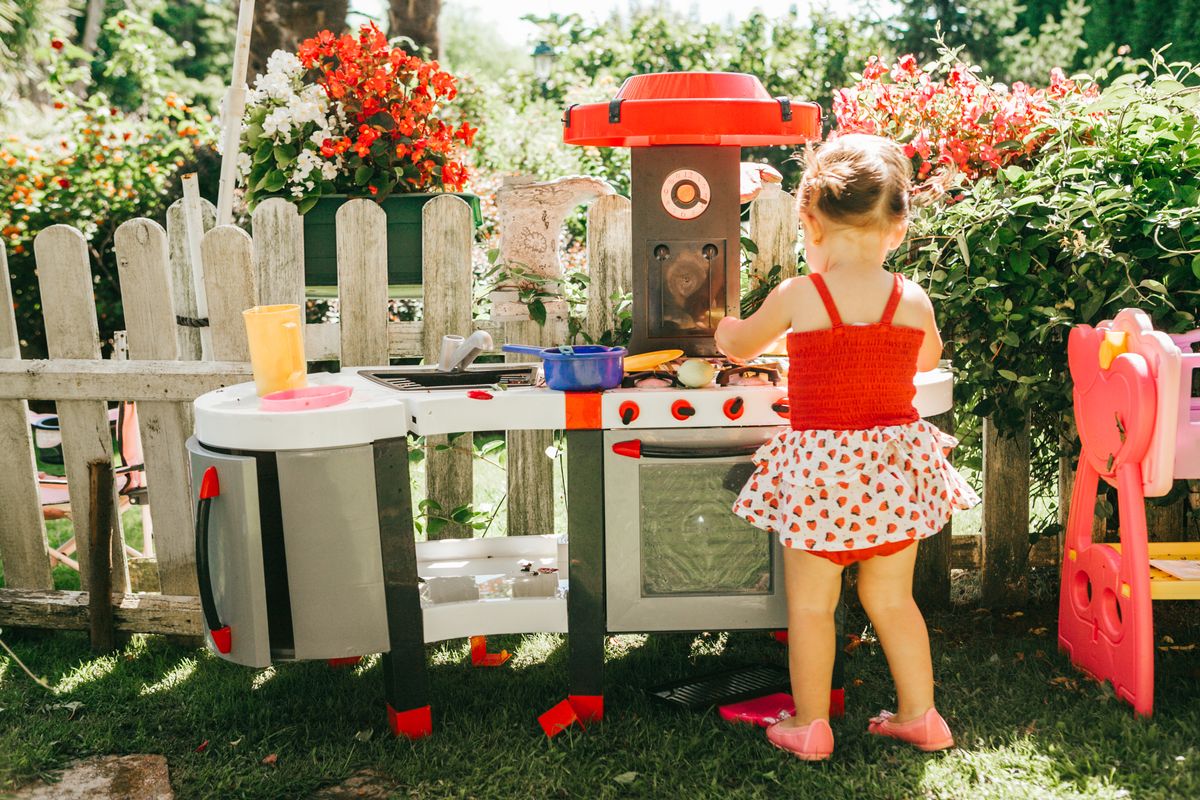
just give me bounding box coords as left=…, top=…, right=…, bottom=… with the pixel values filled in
left=501, top=344, right=627, bottom=392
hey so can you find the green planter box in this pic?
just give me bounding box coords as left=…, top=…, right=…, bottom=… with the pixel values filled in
left=302, top=193, right=483, bottom=287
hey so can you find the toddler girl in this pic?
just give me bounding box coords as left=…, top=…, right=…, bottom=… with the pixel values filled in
left=716, top=134, right=979, bottom=761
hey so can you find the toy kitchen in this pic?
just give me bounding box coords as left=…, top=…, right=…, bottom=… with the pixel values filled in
left=187, top=71, right=954, bottom=739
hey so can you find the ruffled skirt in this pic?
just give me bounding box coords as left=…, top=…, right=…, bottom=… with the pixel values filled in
left=733, top=421, right=979, bottom=553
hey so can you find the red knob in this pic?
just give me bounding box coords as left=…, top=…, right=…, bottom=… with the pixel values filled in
left=671, top=399, right=695, bottom=421
left=618, top=401, right=639, bottom=425
left=723, top=397, right=744, bottom=420
left=771, top=400, right=790, bottom=418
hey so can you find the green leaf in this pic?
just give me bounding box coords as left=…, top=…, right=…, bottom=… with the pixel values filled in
left=426, top=517, right=447, bottom=536
left=998, top=369, right=1018, bottom=381
left=1140, top=279, right=1168, bottom=294
left=740, top=236, right=759, bottom=255
left=273, top=144, right=297, bottom=167
left=296, top=195, right=319, bottom=215
left=354, top=165, right=373, bottom=186
left=257, top=170, right=286, bottom=193
left=529, top=298, right=547, bottom=326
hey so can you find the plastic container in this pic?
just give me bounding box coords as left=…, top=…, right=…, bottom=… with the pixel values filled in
left=260, top=385, right=352, bottom=412
left=502, top=344, right=627, bottom=392
left=243, top=304, right=307, bottom=397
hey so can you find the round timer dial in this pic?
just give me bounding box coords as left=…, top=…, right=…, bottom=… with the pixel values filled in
left=661, top=169, right=710, bottom=220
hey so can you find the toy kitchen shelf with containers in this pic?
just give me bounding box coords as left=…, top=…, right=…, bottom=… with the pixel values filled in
left=188, top=71, right=955, bottom=739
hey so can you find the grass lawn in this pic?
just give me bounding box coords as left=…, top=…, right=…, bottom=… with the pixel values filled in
left=3, top=590, right=1200, bottom=799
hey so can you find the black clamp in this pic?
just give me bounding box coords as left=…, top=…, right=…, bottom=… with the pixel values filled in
left=776, top=97, right=793, bottom=122
left=562, top=103, right=578, bottom=128
left=608, top=99, right=623, bottom=123
left=176, top=315, right=210, bottom=328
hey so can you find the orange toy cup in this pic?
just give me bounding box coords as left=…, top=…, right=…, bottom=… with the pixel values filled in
left=243, top=304, right=307, bottom=397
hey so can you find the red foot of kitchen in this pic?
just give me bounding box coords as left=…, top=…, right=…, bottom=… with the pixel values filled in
left=188, top=72, right=953, bottom=738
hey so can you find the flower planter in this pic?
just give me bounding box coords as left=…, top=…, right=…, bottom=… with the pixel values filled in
left=302, top=193, right=483, bottom=287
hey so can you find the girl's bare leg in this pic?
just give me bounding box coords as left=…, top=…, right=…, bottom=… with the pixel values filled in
left=779, top=547, right=845, bottom=727
left=856, top=543, right=934, bottom=721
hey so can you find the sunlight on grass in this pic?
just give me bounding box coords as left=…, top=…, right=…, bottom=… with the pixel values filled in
left=251, top=665, right=277, bottom=691
left=429, top=640, right=470, bottom=667
left=605, top=634, right=649, bottom=661
left=689, top=631, right=728, bottom=658
left=139, top=658, right=197, bottom=696
left=507, top=633, right=563, bottom=669
left=921, top=739, right=1133, bottom=798
left=354, top=653, right=381, bottom=675
left=53, top=654, right=117, bottom=694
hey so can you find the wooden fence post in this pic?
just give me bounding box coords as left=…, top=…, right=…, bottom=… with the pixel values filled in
left=584, top=195, right=632, bottom=343
left=0, top=246, right=52, bottom=590
left=981, top=414, right=1031, bottom=606
left=115, top=218, right=199, bottom=597
left=34, top=225, right=128, bottom=592
left=166, top=197, right=216, bottom=361
left=913, top=407, right=953, bottom=608
left=422, top=195, right=475, bottom=539
left=748, top=183, right=799, bottom=283
left=202, top=226, right=258, bottom=362
left=252, top=198, right=305, bottom=307
left=337, top=200, right=389, bottom=366
left=87, top=459, right=116, bottom=653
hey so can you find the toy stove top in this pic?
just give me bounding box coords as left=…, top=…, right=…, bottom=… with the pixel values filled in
left=601, top=360, right=789, bottom=430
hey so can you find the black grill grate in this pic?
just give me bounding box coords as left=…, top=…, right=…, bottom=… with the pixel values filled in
left=646, top=664, right=790, bottom=710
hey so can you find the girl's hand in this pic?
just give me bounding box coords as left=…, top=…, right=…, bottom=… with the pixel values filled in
left=739, top=162, right=783, bottom=204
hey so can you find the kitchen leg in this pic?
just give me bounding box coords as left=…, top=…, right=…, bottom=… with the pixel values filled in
left=374, top=436, right=432, bottom=739
left=567, top=429, right=605, bottom=722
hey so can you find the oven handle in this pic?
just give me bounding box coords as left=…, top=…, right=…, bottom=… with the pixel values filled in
left=195, top=466, right=232, bottom=655
left=611, top=439, right=762, bottom=460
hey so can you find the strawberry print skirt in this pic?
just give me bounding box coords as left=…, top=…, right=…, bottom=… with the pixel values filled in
left=732, top=421, right=979, bottom=554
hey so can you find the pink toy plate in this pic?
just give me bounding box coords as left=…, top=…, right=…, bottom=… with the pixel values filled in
left=717, top=692, right=795, bottom=727
left=261, top=384, right=352, bottom=412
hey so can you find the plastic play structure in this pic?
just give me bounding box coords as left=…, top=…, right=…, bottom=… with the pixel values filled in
left=1060, top=308, right=1200, bottom=715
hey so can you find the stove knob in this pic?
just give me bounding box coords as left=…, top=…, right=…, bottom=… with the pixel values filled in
left=671, top=399, right=696, bottom=421
left=618, top=401, right=639, bottom=425
left=771, top=399, right=790, bottom=418
left=723, top=396, right=745, bottom=420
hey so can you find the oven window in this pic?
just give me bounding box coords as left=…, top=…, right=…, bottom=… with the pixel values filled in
left=639, top=462, right=772, bottom=596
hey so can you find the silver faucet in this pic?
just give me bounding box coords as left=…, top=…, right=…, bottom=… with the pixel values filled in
left=437, top=331, right=494, bottom=372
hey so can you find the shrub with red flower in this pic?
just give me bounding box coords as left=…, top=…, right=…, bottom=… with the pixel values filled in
left=240, top=23, right=476, bottom=212
left=833, top=54, right=1095, bottom=183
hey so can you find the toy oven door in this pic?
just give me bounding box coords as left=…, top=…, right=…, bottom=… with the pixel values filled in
left=602, top=427, right=787, bottom=632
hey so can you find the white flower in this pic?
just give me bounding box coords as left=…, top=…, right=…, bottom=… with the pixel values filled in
left=262, top=107, right=293, bottom=137
left=237, top=152, right=252, bottom=176
left=266, top=50, right=304, bottom=77
left=321, top=161, right=339, bottom=181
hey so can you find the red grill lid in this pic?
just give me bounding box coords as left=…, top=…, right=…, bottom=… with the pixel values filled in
left=563, top=71, right=821, bottom=147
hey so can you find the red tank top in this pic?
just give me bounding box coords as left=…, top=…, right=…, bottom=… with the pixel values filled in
left=786, top=272, right=924, bottom=431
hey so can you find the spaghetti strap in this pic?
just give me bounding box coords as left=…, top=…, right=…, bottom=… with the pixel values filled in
left=879, top=273, right=904, bottom=325
left=808, top=273, right=842, bottom=327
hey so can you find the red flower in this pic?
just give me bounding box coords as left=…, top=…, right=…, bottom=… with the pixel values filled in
left=56, top=177, right=70, bottom=189
left=50, top=39, right=64, bottom=51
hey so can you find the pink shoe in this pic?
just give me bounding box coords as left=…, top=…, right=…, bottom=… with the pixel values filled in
left=867, top=708, right=954, bottom=752
left=765, top=717, right=834, bottom=761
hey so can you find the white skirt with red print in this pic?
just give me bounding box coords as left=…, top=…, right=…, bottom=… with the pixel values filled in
left=732, top=420, right=980, bottom=552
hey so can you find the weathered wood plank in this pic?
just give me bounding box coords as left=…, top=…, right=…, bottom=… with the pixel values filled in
left=87, top=460, right=117, bottom=652
left=114, top=219, right=199, bottom=596
left=252, top=198, right=305, bottom=307
left=981, top=415, right=1032, bottom=607
left=422, top=195, right=475, bottom=539
left=0, top=588, right=201, bottom=635
left=202, top=225, right=257, bottom=362
left=336, top=199, right=389, bottom=367
left=0, top=246, right=52, bottom=590
left=951, top=533, right=1057, bottom=571
left=748, top=182, right=799, bottom=283
left=913, top=408, right=953, bottom=608
left=166, top=195, right=215, bottom=360
left=0, top=359, right=251, bottom=400
left=34, top=225, right=128, bottom=592
left=304, top=319, right=512, bottom=362
left=504, top=318, right=561, bottom=536
left=584, top=194, right=632, bottom=343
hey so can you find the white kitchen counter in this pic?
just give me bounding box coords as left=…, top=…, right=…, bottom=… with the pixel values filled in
left=193, top=366, right=954, bottom=451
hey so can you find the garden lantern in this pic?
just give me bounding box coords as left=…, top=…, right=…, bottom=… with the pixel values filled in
left=532, top=41, right=556, bottom=84
left=563, top=72, right=821, bottom=356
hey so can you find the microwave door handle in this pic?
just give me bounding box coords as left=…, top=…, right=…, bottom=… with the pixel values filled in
left=612, top=439, right=762, bottom=460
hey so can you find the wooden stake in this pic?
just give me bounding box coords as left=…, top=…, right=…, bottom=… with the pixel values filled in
left=87, top=460, right=116, bottom=653
left=181, top=174, right=213, bottom=359
left=216, top=0, right=256, bottom=227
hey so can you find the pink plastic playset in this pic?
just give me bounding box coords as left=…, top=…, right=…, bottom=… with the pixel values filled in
left=1060, top=308, right=1200, bottom=715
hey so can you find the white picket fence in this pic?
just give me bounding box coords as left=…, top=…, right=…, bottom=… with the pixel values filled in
left=0, top=186, right=805, bottom=634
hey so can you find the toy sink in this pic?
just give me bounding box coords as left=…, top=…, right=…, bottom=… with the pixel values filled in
left=359, top=363, right=538, bottom=392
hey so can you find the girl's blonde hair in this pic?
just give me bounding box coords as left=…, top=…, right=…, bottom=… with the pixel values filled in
left=798, top=133, right=911, bottom=227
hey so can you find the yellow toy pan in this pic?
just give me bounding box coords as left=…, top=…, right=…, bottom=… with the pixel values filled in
left=623, top=349, right=684, bottom=372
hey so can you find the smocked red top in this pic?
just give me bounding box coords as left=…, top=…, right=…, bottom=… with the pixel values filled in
left=786, top=272, right=924, bottom=431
